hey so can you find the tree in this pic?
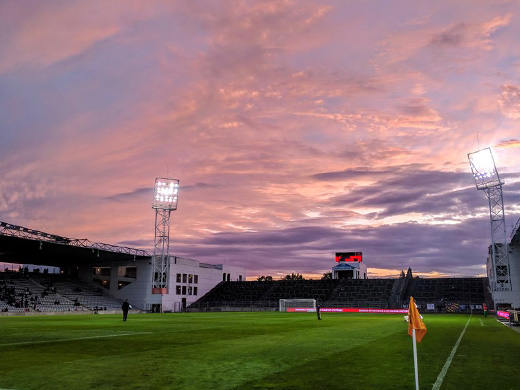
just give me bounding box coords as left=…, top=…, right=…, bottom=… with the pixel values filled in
left=283, top=273, right=304, bottom=280
left=321, top=272, right=332, bottom=280
left=257, top=275, right=273, bottom=282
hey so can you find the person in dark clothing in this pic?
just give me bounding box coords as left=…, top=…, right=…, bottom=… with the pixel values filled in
left=317, top=303, right=321, bottom=320
left=122, top=299, right=130, bottom=321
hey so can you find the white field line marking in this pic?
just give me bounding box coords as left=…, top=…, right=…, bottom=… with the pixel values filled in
left=0, top=332, right=152, bottom=347
left=432, top=315, right=472, bottom=390
left=479, top=319, right=483, bottom=326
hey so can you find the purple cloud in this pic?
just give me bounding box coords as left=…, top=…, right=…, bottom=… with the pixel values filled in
left=1, top=1, right=520, bottom=279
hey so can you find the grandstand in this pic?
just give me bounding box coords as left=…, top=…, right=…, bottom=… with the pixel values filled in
left=0, top=270, right=124, bottom=313
left=0, top=220, right=245, bottom=313
left=188, top=271, right=490, bottom=313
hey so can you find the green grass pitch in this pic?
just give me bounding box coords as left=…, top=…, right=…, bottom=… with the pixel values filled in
left=1, top=312, right=519, bottom=389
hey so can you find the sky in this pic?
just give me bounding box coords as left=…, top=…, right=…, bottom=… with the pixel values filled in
left=1, top=1, right=520, bottom=280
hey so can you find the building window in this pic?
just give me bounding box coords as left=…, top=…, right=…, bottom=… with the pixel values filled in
left=118, top=281, right=132, bottom=290
left=194, top=275, right=198, bottom=284
left=188, top=274, right=193, bottom=283
left=176, top=273, right=181, bottom=283
left=182, top=274, right=187, bottom=283
left=124, top=267, right=137, bottom=278
left=188, top=286, right=192, bottom=295
left=93, top=267, right=111, bottom=276
left=194, top=287, right=198, bottom=295
left=182, top=286, right=186, bottom=295
left=176, top=286, right=181, bottom=295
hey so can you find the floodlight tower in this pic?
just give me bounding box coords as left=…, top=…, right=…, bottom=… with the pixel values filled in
left=151, top=178, right=179, bottom=294
left=468, top=147, right=511, bottom=292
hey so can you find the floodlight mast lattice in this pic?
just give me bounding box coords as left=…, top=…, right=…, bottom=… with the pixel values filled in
left=151, top=178, right=179, bottom=294
left=468, top=147, right=511, bottom=292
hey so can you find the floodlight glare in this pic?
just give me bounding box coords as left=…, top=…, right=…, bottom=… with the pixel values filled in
left=468, top=147, right=502, bottom=190
left=152, top=178, right=179, bottom=210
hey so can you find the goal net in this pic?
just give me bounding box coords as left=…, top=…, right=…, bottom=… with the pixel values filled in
left=279, top=298, right=317, bottom=312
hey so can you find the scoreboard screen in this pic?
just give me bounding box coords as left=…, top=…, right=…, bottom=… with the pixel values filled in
left=335, top=252, right=362, bottom=262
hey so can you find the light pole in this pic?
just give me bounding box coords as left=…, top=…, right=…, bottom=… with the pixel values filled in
left=151, top=178, right=179, bottom=294
left=468, top=147, right=510, bottom=292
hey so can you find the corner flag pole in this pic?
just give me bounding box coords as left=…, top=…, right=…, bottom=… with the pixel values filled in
left=412, top=328, right=419, bottom=390
left=408, top=296, right=427, bottom=390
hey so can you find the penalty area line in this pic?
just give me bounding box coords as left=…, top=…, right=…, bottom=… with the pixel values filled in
left=0, top=332, right=152, bottom=347
left=432, top=315, right=472, bottom=390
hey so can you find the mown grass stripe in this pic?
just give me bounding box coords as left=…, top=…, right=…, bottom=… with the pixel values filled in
left=0, top=332, right=152, bottom=347
left=432, top=315, right=472, bottom=390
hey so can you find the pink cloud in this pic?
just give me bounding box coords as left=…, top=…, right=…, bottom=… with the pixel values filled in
left=495, top=139, right=520, bottom=149
left=499, top=84, right=520, bottom=119
left=430, top=14, right=512, bottom=50
left=378, top=13, right=513, bottom=67
left=0, top=1, right=168, bottom=73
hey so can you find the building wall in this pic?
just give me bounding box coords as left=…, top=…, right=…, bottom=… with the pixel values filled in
left=78, top=256, right=246, bottom=312
left=161, top=257, right=246, bottom=312
left=78, top=258, right=158, bottom=311
left=489, top=243, right=520, bottom=309
left=332, top=261, right=367, bottom=279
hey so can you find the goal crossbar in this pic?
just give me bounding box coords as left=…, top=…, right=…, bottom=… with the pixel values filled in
left=279, top=298, right=316, bottom=312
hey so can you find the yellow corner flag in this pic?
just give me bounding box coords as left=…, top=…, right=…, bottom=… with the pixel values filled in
left=408, top=296, right=427, bottom=342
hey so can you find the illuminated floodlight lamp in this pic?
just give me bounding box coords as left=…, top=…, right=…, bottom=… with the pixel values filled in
left=468, top=147, right=502, bottom=190
left=152, top=178, right=179, bottom=210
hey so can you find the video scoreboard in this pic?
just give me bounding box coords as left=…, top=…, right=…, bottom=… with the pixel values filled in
left=335, top=252, right=362, bottom=262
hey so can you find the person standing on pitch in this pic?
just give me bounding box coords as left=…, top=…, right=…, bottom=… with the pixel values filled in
left=122, top=299, right=130, bottom=321
left=317, top=303, right=321, bottom=320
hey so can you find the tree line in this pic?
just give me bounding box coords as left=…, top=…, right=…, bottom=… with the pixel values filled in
left=257, top=272, right=332, bottom=281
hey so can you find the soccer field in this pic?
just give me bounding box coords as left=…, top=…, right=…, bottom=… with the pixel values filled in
left=1, top=312, right=519, bottom=390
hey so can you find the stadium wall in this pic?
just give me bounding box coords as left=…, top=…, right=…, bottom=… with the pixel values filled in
left=161, top=257, right=246, bottom=312
left=77, top=258, right=153, bottom=310
left=77, top=256, right=246, bottom=312
left=491, top=243, right=520, bottom=309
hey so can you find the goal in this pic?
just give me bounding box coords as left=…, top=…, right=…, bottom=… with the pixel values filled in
left=279, top=298, right=317, bottom=312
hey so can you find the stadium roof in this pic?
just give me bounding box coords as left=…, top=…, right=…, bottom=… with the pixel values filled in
left=0, top=221, right=151, bottom=268
left=512, top=217, right=520, bottom=245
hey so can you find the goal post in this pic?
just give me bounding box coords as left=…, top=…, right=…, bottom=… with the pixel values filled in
left=279, top=298, right=317, bottom=312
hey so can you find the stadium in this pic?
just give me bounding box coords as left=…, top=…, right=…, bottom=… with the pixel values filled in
left=2, top=149, right=519, bottom=315
left=0, top=221, right=497, bottom=314
left=1, top=220, right=519, bottom=315
left=2, top=151, right=520, bottom=389
left=4, top=1, right=520, bottom=388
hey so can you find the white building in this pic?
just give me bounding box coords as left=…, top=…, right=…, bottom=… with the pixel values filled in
left=489, top=223, right=520, bottom=309
left=332, top=252, right=367, bottom=279
left=78, top=256, right=246, bottom=312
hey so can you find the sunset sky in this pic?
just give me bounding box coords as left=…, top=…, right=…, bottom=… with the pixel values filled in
left=1, top=1, right=519, bottom=280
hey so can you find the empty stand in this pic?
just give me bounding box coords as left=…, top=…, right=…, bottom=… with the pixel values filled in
left=0, top=272, right=124, bottom=313
left=188, top=276, right=488, bottom=312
